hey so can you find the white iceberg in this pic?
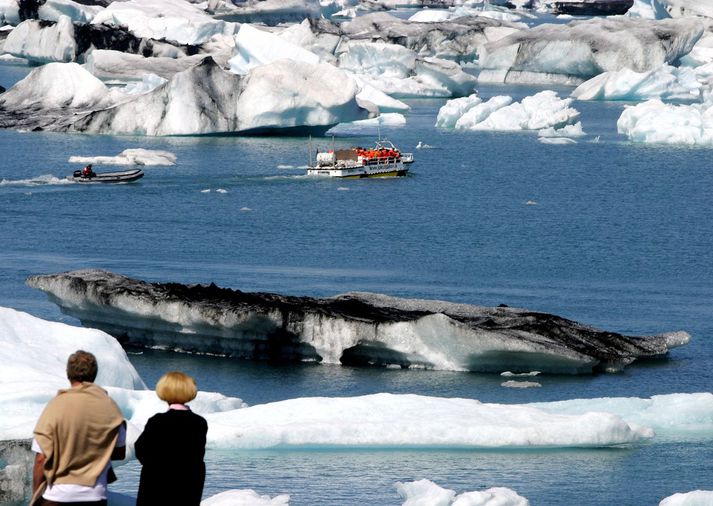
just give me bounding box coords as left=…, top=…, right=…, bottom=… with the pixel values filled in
left=0, top=58, right=370, bottom=135
left=617, top=98, right=713, bottom=145
left=38, top=0, right=102, bottom=24
left=438, top=91, right=581, bottom=132
left=201, top=490, right=291, bottom=506
left=228, top=23, right=320, bottom=75
left=0, top=0, right=20, bottom=26
left=479, top=17, right=704, bottom=85
left=396, top=480, right=530, bottom=506
left=3, top=15, right=76, bottom=63
left=0, top=61, right=109, bottom=110
left=659, top=491, right=713, bottom=506
left=572, top=64, right=709, bottom=102
left=92, top=0, right=237, bottom=45
left=68, top=148, right=177, bottom=166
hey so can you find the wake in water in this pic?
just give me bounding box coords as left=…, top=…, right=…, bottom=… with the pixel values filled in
left=0, top=174, right=73, bottom=186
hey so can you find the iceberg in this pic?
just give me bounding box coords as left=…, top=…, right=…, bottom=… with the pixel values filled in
left=572, top=64, right=709, bottom=102
left=617, top=98, right=713, bottom=145
left=214, top=0, right=322, bottom=26
left=3, top=14, right=76, bottom=62
left=91, top=0, right=237, bottom=45
left=437, top=91, right=581, bottom=132
left=201, top=490, right=291, bottom=506
left=228, top=23, right=320, bottom=75
left=38, top=0, right=102, bottom=24
left=26, top=269, right=690, bottom=374
left=0, top=0, right=20, bottom=26
left=659, top=491, right=713, bottom=506
left=396, top=480, right=529, bottom=506
left=68, top=148, right=177, bottom=166
left=3, top=14, right=198, bottom=64
left=83, top=50, right=207, bottom=81
left=479, top=17, right=704, bottom=85
left=0, top=57, right=370, bottom=135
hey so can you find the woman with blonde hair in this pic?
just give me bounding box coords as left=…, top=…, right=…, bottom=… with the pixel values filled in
left=135, top=371, right=207, bottom=505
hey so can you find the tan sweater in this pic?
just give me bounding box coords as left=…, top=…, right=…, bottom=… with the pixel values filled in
left=33, top=382, right=124, bottom=494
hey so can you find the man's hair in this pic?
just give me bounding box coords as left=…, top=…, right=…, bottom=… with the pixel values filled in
left=156, top=371, right=198, bottom=404
left=66, top=350, right=98, bottom=383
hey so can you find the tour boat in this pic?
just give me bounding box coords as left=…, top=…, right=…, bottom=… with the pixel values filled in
left=306, top=139, right=414, bottom=178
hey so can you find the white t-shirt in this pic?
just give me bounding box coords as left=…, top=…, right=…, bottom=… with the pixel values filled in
left=32, top=424, right=126, bottom=502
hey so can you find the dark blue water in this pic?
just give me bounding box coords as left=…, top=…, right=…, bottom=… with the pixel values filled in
left=2, top=61, right=712, bottom=504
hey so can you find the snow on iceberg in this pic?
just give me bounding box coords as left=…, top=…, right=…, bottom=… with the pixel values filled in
left=659, top=491, right=713, bottom=506
left=437, top=91, right=581, bottom=132
left=479, top=17, right=704, bottom=85
left=68, top=148, right=177, bottom=166
left=396, top=480, right=529, bottom=506
left=26, top=269, right=690, bottom=375
left=572, top=64, right=710, bottom=102
left=617, top=98, right=713, bottom=145
left=91, top=0, right=237, bottom=45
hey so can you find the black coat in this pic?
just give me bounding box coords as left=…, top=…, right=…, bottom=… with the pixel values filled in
left=135, top=409, right=208, bottom=506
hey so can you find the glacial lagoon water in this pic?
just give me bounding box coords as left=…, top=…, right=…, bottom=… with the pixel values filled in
left=2, top=61, right=713, bottom=504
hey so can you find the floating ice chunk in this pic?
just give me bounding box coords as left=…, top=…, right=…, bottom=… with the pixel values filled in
left=440, top=91, right=580, bottom=132
left=501, top=371, right=540, bottom=376
left=502, top=380, right=542, bottom=388
left=396, top=480, right=530, bottom=506
left=415, top=141, right=433, bottom=149
left=92, top=0, right=237, bottom=45
left=617, top=99, right=713, bottom=145
left=213, top=0, right=321, bottom=26
left=659, top=491, right=713, bottom=506
left=572, top=65, right=705, bottom=102
left=347, top=112, right=406, bottom=127
left=408, top=9, right=453, bottom=23
left=228, top=23, right=320, bottom=75
left=201, top=490, right=291, bottom=506
left=538, top=122, right=585, bottom=137
left=435, top=94, right=482, bottom=128
left=538, top=137, right=576, bottom=144
left=353, top=79, right=410, bottom=113
left=3, top=15, right=76, bottom=63
left=68, top=148, right=177, bottom=166
left=205, top=393, right=652, bottom=449
left=0, top=61, right=108, bottom=109
left=38, top=0, right=102, bottom=24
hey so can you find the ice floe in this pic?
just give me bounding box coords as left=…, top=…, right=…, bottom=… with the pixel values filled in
left=201, top=490, right=291, bottom=506
left=396, top=480, right=529, bottom=506
left=437, top=91, right=581, bottom=132
left=617, top=98, right=713, bottom=145
left=25, top=269, right=689, bottom=375
left=659, top=491, right=713, bottom=506
left=572, top=64, right=713, bottom=102
left=68, top=148, right=177, bottom=166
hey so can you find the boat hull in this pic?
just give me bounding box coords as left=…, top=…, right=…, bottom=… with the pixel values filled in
left=307, top=166, right=409, bottom=178
left=70, top=169, right=144, bottom=183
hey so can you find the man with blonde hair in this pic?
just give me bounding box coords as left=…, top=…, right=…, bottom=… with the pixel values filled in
left=31, top=350, right=126, bottom=506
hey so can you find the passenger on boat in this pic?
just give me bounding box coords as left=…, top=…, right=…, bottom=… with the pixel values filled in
left=82, top=164, right=96, bottom=178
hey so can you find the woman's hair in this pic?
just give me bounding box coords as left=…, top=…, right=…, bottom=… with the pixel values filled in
left=66, top=350, right=98, bottom=383
left=156, top=371, right=198, bottom=404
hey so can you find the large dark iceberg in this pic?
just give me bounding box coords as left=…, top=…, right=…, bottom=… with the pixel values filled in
left=27, top=270, right=689, bottom=374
